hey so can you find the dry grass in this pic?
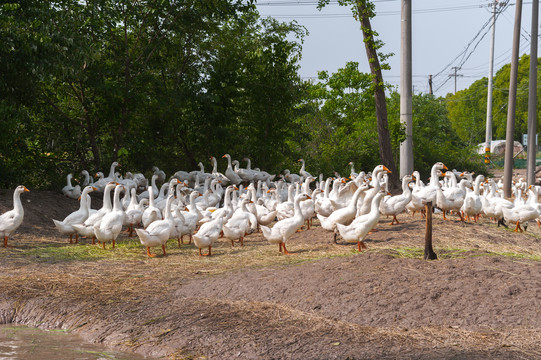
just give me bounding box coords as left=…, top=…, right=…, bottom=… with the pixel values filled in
left=6, top=211, right=541, bottom=283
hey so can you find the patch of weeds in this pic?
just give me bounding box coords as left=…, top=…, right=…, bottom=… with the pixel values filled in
left=20, top=238, right=144, bottom=263
left=475, top=251, right=541, bottom=262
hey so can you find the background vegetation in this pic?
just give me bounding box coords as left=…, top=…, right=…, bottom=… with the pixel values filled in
left=3, top=0, right=528, bottom=190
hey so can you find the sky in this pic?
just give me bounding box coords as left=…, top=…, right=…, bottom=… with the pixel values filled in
left=255, top=0, right=538, bottom=97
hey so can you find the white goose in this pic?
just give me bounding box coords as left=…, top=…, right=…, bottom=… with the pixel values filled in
left=188, top=162, right=212, bottom=186
left=229, top=197, right=258, bottom=234
left=94, top=184, right=125, bottom=249
left=358, top=165, right=390, bottom=216
left=461, top=174, right=484, bottom=222
left=137, top=174, right=159, bottom=201
left=193, top=213, right=226, bottom=256
left=298, top=158, right=313, bottom=179
left=175, top=201, right=198, bottom=246
left=209, top=156, right=230, bottom=186
left=410, top=162, right=448, bottom=214
left=0, top=185, right=30, bottom=248
left=336, top=191, right=385, bottom=252
left=62, top=173, right=81, bottom=199
left=502, top=185, right=540, bottom=232
left=72, top=182, right=116, bottom=244
left=236, top=158, right=257, bottom=183
left=124, top=188, right=147, bottom=237
left=260, top=193, right=311, bottom=254
left=142, top=185, right=162, bottom=229
left=136, top=195, right=174, bottom=257
left=222, top=154, right=242, bottom=186
left=209, top=185, right=237, bottom=222
left=93, top=161, right=120, bottom=192
left=53, top=185, right=96, bottom=243
left=436, top=178, right=471, bottom=221
left=317, top=183, right=370, bottom=242
left=254, top=198, right=278, bottom=226
left=300, top=188, right=320, bottom=230
left=379, top=175, right=413, bottom=225
left=314, top=177, right=334, bottom=217
left=81, top=170, right=94, bottom=187
left=481, top=179, right=514, bottom=227
left=276, top=184, right=296, bottom=220
left=283, top=169, right=302, bottom=184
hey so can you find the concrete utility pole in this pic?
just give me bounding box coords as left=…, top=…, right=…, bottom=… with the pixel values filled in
left=399, top=0, right=413, bottom=178
left=503, top=0, right=523, bottom=198
left=449, top=67, right=463, bottom=94
left=527, top=0, right=539, bottom=185
left=485, top=1, right=498, bottom=165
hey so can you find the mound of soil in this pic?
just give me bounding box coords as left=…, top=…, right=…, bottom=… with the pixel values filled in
left=1, top=187, right=541, bottom=359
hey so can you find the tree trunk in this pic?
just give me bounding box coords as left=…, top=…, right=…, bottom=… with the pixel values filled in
left=356, top=1, right=400, bottom=190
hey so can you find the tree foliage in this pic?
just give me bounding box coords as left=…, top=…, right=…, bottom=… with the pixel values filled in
left=292, top=62, right=401, bottom=177
left=446, top=54, right=541, bottom=145
left=387, top=92, right=486, bottom=179
left=0, top=1, right=307, bottom=188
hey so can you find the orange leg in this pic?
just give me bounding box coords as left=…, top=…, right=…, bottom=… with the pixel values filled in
left=514, top=221, right=521, bottom=232
left=112, top=239, right=116, bottom=249
left=442, top=211, right=447, bottom=221
left=278, top=243, right=283, bottom=253
left=178, top=238, right=182, bottom=248
left=3, top=236, right=8, bottom=248
left=199, top=246, right=212, bottom=256
left=281, top=242, right=291, bottom=255
left=357, top=241, right=368, bottom=252
left=69, top=234, right=73, bottom=244
left=74, top=233, right=79, bottom=244
left=231, top=239, right=235, bottom=247
left=147, top=247, right=156, bottom=257
left=162, top=244, right=167, bottom=256
left=239, top=236, right=244, bottom=247
left=102, top=241, right=106, bottom=250
left=91, top=235, right=96, bottom=245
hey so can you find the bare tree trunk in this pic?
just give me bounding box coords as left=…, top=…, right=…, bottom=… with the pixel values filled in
left=356, top=1, right=399, bottom=190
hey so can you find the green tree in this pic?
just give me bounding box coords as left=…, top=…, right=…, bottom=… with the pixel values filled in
left=0, top=0, right=307, bottom=188
left=318, top=0, right=398, bottom=187
left=447, top=54, right=541, bottom=145
left=293, top=62, right=384, bottom=177
left=387, top=92, right=486, bottom=179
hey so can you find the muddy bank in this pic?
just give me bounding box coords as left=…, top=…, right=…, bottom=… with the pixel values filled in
left=1, top=251, right=541, bottom=359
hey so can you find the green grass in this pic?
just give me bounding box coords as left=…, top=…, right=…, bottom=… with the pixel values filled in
left=377, top=246, right=541, bottom=262
left=20, top=238, right=145, bottom=262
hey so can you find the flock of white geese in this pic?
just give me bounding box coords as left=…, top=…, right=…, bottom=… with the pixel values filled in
left=1, top=158, right=539, bottom=255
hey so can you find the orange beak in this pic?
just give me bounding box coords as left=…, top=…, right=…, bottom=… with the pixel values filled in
left=23, top=186, right=30, bottom=192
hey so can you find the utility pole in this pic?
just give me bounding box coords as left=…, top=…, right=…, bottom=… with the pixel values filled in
left=485, top=1, right=499, bottom=166
left=503, top=0, right=523, bottom=198
left=449, top=67, right=463, bottom=94
left=428, top=75, right=433, bottom=95
left=527, top=0, right=539, bottom=185
left=400, top=0, right=413, bottom=178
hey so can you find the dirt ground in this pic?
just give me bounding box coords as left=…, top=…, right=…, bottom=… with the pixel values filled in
left=2, top=178, right=541, bottom=359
